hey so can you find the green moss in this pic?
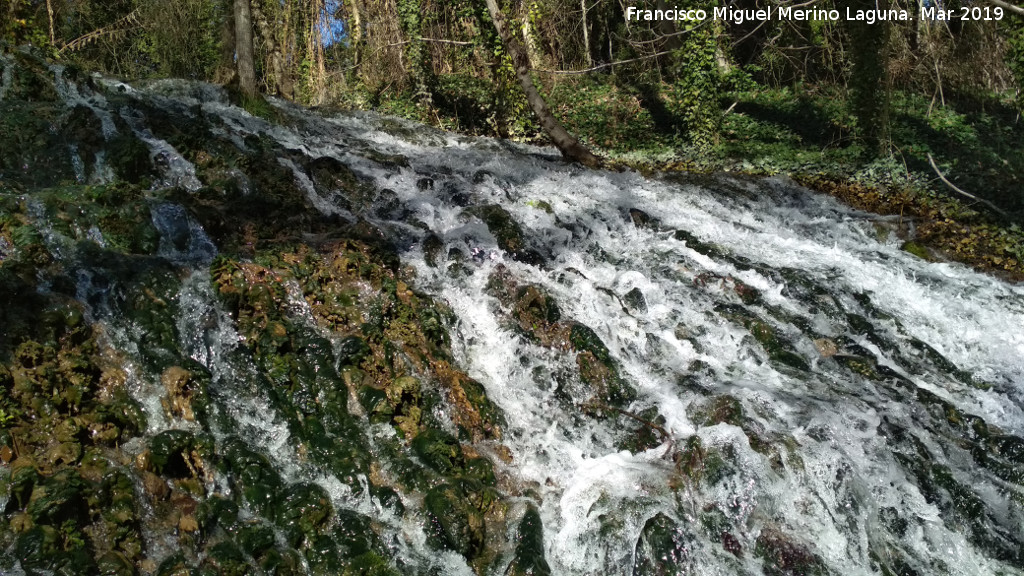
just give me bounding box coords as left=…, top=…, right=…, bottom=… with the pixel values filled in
left=507, top=506, right=551, bottom=576
left=277, top=483, right=333, bottom=546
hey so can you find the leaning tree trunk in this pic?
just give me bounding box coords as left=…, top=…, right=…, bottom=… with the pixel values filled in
left=234, top=0, right=258, bottom=98
left=483, top=0, right=602, bottom=168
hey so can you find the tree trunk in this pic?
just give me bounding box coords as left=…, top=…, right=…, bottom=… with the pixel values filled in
left=655, top=0, right=682, bottom=50
left=349, top=0, right=364, bottom=67
left=581, top=0, right=592, bottom=66
left=46, top=0, right=55, bottom=45
left=483, top=0, right=602, bottom=168
left=251, top=0, right=292, bottom=99
left=234, top=0, right=258, bottom=98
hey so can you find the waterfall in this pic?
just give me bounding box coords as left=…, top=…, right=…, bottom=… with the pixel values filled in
left=2, top=52, right=1022, bottom=576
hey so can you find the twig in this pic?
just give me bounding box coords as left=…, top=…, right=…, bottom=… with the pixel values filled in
left=533, top=49, right=676, bottom=75
left=593, top=402, right=673, bottom=443
left=926, top=154, right=1008, bottom=217
left=385, top=37, right=476, bottom=48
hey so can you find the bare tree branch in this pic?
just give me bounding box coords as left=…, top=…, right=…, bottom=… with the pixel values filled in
left=927, top=154, right=1009, bottom=217
left=988, top=0, right=1024, bottom=16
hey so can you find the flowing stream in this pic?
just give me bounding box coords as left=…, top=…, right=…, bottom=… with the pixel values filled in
left=2, top=54, right=1023, bottom=575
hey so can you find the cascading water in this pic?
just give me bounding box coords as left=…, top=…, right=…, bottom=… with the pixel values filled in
left=1, top=51, right=1022, bottom=576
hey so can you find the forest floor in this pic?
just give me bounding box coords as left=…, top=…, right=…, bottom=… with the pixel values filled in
left=364, top=79, right=1024, bottom=281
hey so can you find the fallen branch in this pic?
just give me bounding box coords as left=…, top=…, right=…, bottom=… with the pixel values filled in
left=59, top=9, right=141, bottom=53
left=988, top=0, right=1024, bottom=16
left=927, top=153, right=1008, bottom=217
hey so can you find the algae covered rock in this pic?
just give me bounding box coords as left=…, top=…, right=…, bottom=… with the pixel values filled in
left=424, top=481, right=489, bottom=558
left=507, top=505, right=551, bottom=576
left=412, top=427, right=464, bottom=475
left=632, top=513, right=692, bottom=576
left=466, top=204, right=544, bottom=264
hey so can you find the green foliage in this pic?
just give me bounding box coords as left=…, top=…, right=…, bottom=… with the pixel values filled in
left=1, top=0, right=52, bottom=48
left=136, top=0, right=223, bottom=79
left=1006, top=20, right=1024, bottom=112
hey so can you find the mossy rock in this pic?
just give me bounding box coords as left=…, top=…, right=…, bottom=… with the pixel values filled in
left=506, top=505, right=551, bottom=576
left=900, top=240, right=931, bottom=260
left=15, top=524, right=95, bottom=574
left=423, top=481, right=489, bottom=558
left=466, top=204, right=542, bottom=264
left=358, top=384, right=392, bottom=424
left=463, top=457, right=497, bottom=487
left=304, top=510, right=388, bottom=575
left=148, top=429, right=214, bottom=479
left=196, top=495, right=240, bottom=534
left=96, top=550, right=136, bottom=576
left=299, top=416, right=370, bottom=487
left=411, top=428, right=464, bottom=475
left=615, top=407, right=667, bottom=453
left=222, top=437, right=285, bottom=517
left=26, top=469, right=88, bottom=526
left=155, top=552, right=191, bottom=576
left=332, top=510, right=384, bottom=558
left=337, top=335, right=371, bottom=367
left=671, top=436, right=735, bottom=487
left=512, top=284, right=561, bottom=326
left=632, top=513, right=691, bottom=576
left=569, top=323, right=612, bottom=364
left=258, top=547, right=304, bottom=576
left=200, top=540, right=249, bottom=576
left=342, top=552, right=401, bottom=576
left=689, top=395, right=745, bottom=428
left=107, top=133, right=157, bottom=183
left=276, top=483, right=333, bottom=546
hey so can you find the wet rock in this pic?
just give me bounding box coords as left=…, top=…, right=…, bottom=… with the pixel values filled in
left=423, top=233, right=444, bottom=268
left=466, top=204, right=543, bottom=264
left=143, top=470, right=170, bottom=501
left=370, top=485, right=405, bottom=517
left=754, top=528, right=829, bottom=576
left=412, top=427, right=464, bottom=475
left=276, top=484, right=332, bottom=546
left=628, top=208, right=658, bottom=229
left=507, top=505, right=551, bottom=576
left=622, top=287, right=647, bottom=313
left=148, top=429, right=213, bottom=480
left=222, top=438, right=284, bottom=517
left=160, top=365, right=208, bottom=422
left=96, top=550, right=136, bottom=576
left=813, top=338, right=838, bottom=358
left=424, top=481, right=488, bottom=558
left=633, top=513, right=691, bottom=576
